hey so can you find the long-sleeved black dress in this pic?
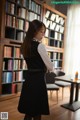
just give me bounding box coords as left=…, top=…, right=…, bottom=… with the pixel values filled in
left=18, top=41, right=49, bottom=117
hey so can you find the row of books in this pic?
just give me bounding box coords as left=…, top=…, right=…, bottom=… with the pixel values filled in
left=17, top=0, right=29, bottom=8
left=4, top=46, right=21, bottom=58
left=44, top=18, right=64, bottom=33
left=6, top=7, right=29, bottom=20
left=13, top=71, right=23, bottom=81
left=5, top=24, right=28, bottom=41
left=48, top=52, right=63, bottom=60
left=6, top=0, right=29, bottom=12
left=13, top=60, right=22, bottom=70
left=50, top=31, right=64, bottom=40
left=5, top=13, right=33, bottom=31
left=42, top=37, right=63, bottom=48
left=4, top=46, right=12, bottom=57
left=6, top=2, right=15, bottom=15
left=3, top=60, right=23, bottom=70
left=5, top=0, right=41, bottom=41
left=14, top=47, right=20, bottom=58
left=45, top=29, right=64, bottom=40
left=53, top=60, right=62, bottom=68
left=2, top=82, right=23, bottom=94
left=5, top=15, right=16, bottom=27
left=16, top=31, right=24, bottom=41
left=2, top=72, right=13, bottom=83
left=17, top=8, right=28, bottom=19
left=29, top=11, right=40, bottom=21
left=45, top=10, right=65, bottom=25
left=5, top=15, right=25, bottom=30
left=3, top=59, right=27, bottom=70
left=29, top=0, right=41, bottom=14
left=17, top=20, right=28, bottom=32
left=16, top=19, right=24, bottom=30
left=6, top=0, right=41, bottom=16
left=12, top=83, right=23, bottom=94
left=16, top=0, right=41, bottom=14
left=3, top=60, right=13, bottom=70
left=49, top=39, right=63, bottom=48
left=2, top=71, right=23, bottom=83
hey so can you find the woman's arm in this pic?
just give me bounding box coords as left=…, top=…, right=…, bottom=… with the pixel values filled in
left=38, top=43, right=54, bottom=71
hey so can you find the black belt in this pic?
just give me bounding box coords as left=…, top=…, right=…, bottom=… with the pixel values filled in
left=23, top=69, right=45, bottom=79
left=27, top=69, right=44, bottom=72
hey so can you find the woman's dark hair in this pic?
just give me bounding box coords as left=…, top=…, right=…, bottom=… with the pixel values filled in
left=20, top=19, right=46, bottom=58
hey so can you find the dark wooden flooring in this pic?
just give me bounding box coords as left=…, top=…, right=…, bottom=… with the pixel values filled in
left=0, top=88, right=80, bottom=120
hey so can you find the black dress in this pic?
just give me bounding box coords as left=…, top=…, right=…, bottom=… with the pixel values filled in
left=18, top=41, right=49, bottom=117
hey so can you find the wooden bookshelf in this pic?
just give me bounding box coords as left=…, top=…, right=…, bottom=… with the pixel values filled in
left=0, top=39, right=27, bottom=97
left=42, top=3, right=67, bottom=70
left=5, top=0, right=42, bottom=42
left=0, top=0, right=43, bottom=100
left=0, top=0, right=66, bottom=100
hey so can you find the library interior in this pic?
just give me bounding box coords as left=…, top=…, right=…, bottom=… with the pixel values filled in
left=0, top=0, right=80, bottom=120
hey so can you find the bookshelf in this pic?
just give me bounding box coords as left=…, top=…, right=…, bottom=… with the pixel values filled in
left=42, top=4, right=66, bottom=70
left=0, top=40, right=27, bottom=97
left=0, top=0, right=66, bottom=100
left=0, top=0, right=42, bottom=100
left=5, top=0, right=42, bottom=42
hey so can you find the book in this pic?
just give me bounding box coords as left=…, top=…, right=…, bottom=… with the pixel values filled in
left=12, top=84, right=17, bottom=93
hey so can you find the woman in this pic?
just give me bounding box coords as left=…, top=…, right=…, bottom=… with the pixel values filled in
left=18, top=19, right=54, bottom=120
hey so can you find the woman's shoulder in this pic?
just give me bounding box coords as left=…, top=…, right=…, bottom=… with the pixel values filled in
left=38, top=42, right=46, bottom=49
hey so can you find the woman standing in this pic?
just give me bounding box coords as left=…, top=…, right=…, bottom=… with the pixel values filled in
left=18, top=19, right=54, bottom=120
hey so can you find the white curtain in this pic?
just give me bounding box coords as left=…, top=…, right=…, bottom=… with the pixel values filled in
left=64, top=5, right=80, bottom=78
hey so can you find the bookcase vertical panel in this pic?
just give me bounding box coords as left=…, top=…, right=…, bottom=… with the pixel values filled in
left=0, top=0, right=5, bottom=38
left=0, top=43, right=4, bottom=94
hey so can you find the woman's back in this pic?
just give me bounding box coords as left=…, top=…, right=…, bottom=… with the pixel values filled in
left=25, top=41, right=46, bottom=71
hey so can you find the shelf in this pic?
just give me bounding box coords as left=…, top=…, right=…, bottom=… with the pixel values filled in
left=46, top=45, right=64, bottom=52
left=0, top=92, right=20, bottom=102
left=5, top=0, right=42, bottom=41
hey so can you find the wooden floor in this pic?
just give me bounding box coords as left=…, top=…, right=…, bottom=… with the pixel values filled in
left=0, top=88, right=80, bottom=120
